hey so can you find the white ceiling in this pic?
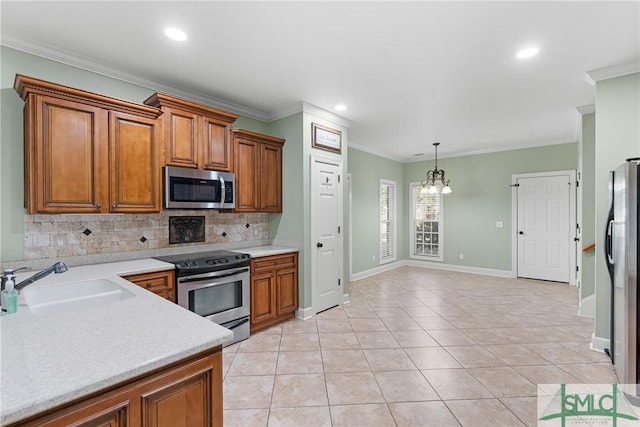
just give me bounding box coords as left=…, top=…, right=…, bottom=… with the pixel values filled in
left=1, top=1, right=639, bottom=161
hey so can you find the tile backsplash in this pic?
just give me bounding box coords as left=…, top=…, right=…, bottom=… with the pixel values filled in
left=23, top=211, right=270, bottom=260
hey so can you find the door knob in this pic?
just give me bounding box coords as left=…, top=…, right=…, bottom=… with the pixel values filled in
left=317, top=242, right=323, bottom=248
left=518, top=231, right=524, bottom=235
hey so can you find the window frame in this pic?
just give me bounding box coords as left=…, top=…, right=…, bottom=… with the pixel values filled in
left=409, top=181, right=444, bottom=262
left=379, top=179, right=397, bottom=264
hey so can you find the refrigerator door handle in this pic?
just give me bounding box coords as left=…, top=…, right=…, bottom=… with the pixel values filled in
left=606, top=219, right=615, bottom=265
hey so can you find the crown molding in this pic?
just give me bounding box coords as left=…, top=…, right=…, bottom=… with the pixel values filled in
left=301, top=102, right=352, bottom=128
left=347, top=141, right=406, bottom=162
left=586, top=61, right=640, bottom=85
left=348, top=137, right=578, bottom=164
left=1, top=36, right=270, bottom=121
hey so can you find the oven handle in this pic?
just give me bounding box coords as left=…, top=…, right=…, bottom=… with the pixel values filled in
left=224, top=317, right=249, bottom=331
left=178, top=267, right=249, bottom=284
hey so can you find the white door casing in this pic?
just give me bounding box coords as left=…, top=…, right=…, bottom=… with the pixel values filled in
left=311, top=155, right=343, bottom=314
left=512, top=170, right=577, bottom=284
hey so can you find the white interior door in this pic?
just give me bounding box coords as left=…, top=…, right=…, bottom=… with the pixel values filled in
left=311, top=156, right=342, bottom=314
left=516, top=173, right=572, bottom=282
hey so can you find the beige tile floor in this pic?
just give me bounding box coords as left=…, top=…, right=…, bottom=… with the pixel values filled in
left=222, top=266, right=616, bottom=426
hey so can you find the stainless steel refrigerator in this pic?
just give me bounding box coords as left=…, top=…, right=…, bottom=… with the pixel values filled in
left=605, top=159, right=640, bottom=390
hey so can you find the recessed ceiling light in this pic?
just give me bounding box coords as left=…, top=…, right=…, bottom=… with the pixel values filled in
left=516, top=47, right=539, bottom=59
left=335, top=104, right=348, bottom=112
left=165, top=27, right=187, bottom=42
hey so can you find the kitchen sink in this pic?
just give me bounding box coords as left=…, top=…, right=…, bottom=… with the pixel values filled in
left=23, top=278, right=135, bottom=315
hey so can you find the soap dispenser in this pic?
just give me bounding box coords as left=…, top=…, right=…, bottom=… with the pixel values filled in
left=1, top=274, right=18, bottom=314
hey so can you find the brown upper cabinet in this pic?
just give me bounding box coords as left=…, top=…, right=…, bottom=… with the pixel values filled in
left=14, top=75, right=163, bottom=214
left=144, top=93, right=238, bottom=171
left=232, top=129, right=286, bottom=213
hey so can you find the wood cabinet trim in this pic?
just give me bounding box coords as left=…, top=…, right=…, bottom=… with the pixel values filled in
left=231, top=128, right=285, bottom=146
left=144, top=92, right=238, bottom=123
left=14, top=74, right=161, bottom=119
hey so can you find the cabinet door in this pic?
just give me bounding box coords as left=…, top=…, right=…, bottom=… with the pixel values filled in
left=234, top=138, right=260, bottom=212
left=276, top=266, right=298, bottom=316
left=140, top=352, right=222, bottom=427
left=28, top=94, right=106, bottom=213
left=251, top=271, right=275, bottom=325
left=163, top=107, right=199, bottom=168
left=202, top=117, right=233, bottom=171
left=109, top=111, right=162, bottom=213
left=260, top=142, right=283, bottom=212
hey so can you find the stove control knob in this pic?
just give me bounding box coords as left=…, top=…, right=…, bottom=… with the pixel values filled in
left=191, top=261, right=197, bottom=266
left=235, top=255, right=240, bottom=259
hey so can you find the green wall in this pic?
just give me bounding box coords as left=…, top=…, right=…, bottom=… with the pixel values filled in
left=594, top=72, right=640, bottom=341
left=267, top=113, right=306, bottom=304
left=348, top=148, right=406, bottom=273
left=581, top=112, right=596, bottom=299
left=349, top=142, right=578, bottom=274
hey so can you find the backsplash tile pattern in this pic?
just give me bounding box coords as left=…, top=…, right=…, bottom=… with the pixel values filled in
left=23, top=212, right=269, bottom=260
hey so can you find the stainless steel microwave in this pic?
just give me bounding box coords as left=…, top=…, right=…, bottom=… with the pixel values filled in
left=164, top=166, right=235, bottom=209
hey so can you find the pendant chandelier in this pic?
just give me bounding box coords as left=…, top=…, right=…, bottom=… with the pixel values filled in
left=421, top=142, right=452, bottom=194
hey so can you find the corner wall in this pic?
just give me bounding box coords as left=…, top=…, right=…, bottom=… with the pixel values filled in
left=593, top=72, right=640, bottom=344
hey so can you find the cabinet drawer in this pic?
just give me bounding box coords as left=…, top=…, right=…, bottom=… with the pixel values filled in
left=252, top=253, right=296, bottom=271
left=122, top=270, right=176, bottom=301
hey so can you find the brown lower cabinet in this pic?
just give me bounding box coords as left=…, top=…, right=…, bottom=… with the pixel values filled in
left=12, top=347, right=222, bottom=427
left=122, top=270, right=176, bottom=302
left=250, top=252, right=299, bottom=333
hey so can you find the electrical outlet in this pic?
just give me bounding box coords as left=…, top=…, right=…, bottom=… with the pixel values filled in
left=372, top=255, right=376, bottom=262
left=57, top=238, right=65, bottom=248
left=459, top=253, right=464, bottom=260
left=496, top=221, right=504, bottom=228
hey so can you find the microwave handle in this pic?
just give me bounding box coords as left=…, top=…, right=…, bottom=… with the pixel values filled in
left=220, top=176, right=225, bottom=209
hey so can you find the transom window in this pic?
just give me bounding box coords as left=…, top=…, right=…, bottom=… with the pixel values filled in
left=410, top=182, right=443, bottom=261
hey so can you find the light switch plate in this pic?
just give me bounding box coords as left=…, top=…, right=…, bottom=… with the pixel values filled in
left=496, top=221, right=504, bottom=228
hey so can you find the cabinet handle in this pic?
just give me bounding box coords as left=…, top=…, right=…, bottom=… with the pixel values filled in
left=95, top=204, right=102, bottom=210
left=317, top=242, right=323, bottom=248
left=146, top=282, right=152, bottom=288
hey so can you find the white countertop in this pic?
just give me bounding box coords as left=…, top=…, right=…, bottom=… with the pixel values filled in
left=241, top=245, right=298, bottom=258
left=0, top=259, right=233, bottom=425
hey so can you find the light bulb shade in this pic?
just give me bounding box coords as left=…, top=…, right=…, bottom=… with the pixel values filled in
left=420, top=142, right=453, bottom=194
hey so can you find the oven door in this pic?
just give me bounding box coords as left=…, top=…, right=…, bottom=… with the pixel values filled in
left=176, top=267, right=250, bottom=325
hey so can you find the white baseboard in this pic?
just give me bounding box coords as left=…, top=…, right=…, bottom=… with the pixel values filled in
left=578, top=294, right=595, bottom=318
left=591, top=334, right=611, bottom=354
left=351, top=260, right=405, bottom=282
left=351, top=260, right=511, bottom=282
left=405, top=260, right=512, bottom=278
left=295, top=306, right=314, bottom=320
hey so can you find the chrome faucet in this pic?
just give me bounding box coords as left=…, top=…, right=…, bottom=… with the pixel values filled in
left=1, top=266, right=31, bottom=291
left=1, top=262, right=68, bottom=293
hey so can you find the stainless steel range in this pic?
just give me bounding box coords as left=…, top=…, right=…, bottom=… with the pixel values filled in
left=154, top=250, right=251, bottom=346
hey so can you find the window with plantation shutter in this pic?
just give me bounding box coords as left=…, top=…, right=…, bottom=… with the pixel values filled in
left=379, top=179, right=396, bottom=263
left=410, top=181, right=443, bottom=261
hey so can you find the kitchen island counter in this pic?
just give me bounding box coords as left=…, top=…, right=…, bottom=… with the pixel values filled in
left=0, top=258, right=232, bottom=425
